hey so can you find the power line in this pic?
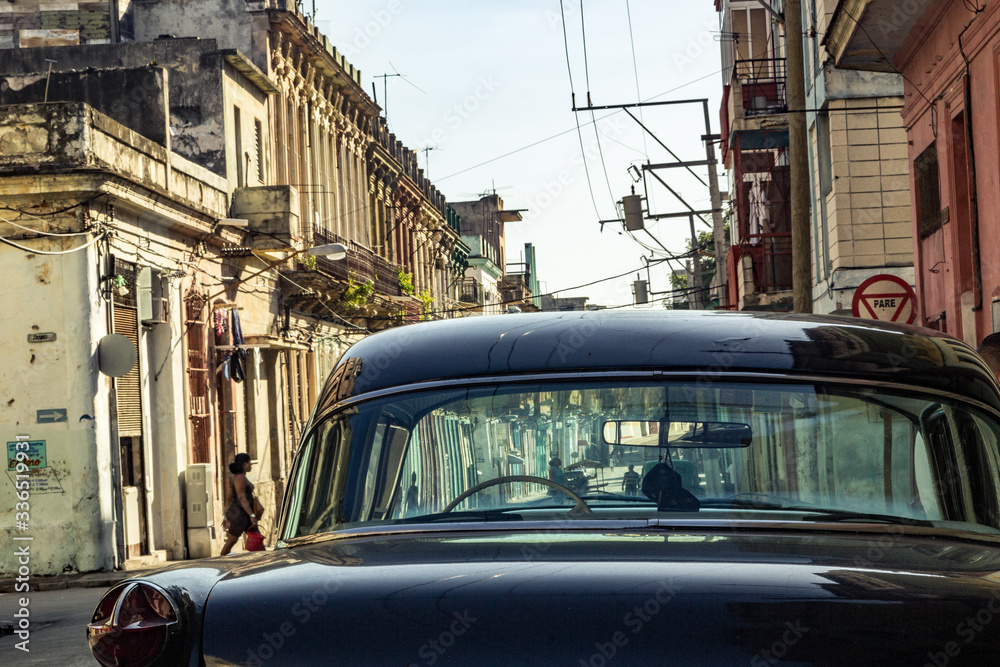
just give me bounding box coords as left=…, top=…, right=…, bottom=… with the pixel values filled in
left=579, top=0, right=617, bottom=212
left=0, top=230, right=107, bottom=255
left=559, top=0, right=602, bottom=221
left=624, top=0, right=653, bottom=210
left=0, top=211, right=97, bottom=237
left=366, top=257, right=675, bottom=320
left=437, top=67, right=726, bottom=182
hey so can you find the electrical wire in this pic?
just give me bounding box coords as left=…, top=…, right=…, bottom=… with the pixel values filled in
left=437, top=66, right=727, bottom=182
left=0, top=192, right=108, bottom=218
left=624, top=0, right=656, bottom=212
left=579, top=0, right=618, bottom=211
left=0, top=230, right=107, bottom=255
left=559, top=0, right=602, bottom=220
left=837, top=5, right=936, bottom=134
left=0, top=211, right=96, bottom=237
left=365, top=257, right=675, bottom=321
left=250, top=250, right=371, bottom=333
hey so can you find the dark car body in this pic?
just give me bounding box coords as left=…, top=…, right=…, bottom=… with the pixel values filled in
left=87, top=311, right=1000, bottom=666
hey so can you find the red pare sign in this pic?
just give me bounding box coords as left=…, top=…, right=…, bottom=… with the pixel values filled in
left=852, top=274, right=917, bottom=324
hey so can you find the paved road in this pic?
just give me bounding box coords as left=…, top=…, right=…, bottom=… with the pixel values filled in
left=0, top=587, right=103, bottom=666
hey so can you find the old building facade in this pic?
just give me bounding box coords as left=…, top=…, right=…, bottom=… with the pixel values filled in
left=828, top=0, right=1000, bottom=345
left=0, top=0, right=470, bottom=575
left=715, top=0, right=915, bottom=315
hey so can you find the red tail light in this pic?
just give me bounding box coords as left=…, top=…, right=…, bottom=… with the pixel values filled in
left=87, top=582, right=180, bottom=667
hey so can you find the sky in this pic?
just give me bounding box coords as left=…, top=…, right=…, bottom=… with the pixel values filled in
left=315, top=0, right=724, bottom=308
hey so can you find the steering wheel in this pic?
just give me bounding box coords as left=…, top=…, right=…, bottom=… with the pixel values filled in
left=442, top=475, right=593, bottom=514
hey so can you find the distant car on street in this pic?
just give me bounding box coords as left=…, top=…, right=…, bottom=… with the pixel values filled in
left=88, top=311, right=1000, bottom=665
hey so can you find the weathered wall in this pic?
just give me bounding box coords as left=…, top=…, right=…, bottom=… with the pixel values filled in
left=0, top=239, right=115, bottom=575
left=223, top=60, right=270, bottom=189
left=0, top=67, right=168, bottom=146
left=132, top=0, right=254, bottom=55
left=0, top=40, right=227, bottom=174
left=0, top=0, right=115, bottom=50
left=898, top=1, right=1000, bottom=341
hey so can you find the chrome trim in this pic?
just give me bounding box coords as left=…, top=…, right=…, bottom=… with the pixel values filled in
left=278, top=517, right=1000, bottom=549
left=93, top=580, right=182, bottom=637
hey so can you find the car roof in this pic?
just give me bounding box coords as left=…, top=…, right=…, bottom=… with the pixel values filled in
left=314, top=310, right=1000, bottom=414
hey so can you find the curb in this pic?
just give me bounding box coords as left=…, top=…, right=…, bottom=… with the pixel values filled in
left=0, top=568, right=154, bottom=594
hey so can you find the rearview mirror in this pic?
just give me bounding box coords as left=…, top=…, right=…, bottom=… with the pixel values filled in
left=602, top=420, right=752, bottom=448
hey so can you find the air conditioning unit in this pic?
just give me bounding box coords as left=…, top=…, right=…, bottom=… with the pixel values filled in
left=185, top=463, right=215, bottom=528
left=138, top=267, right=168, bottom=325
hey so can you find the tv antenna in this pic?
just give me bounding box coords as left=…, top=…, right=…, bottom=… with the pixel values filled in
left=421, top=146, right=439, bottom=177
left=373, top=61, right=425, bottom=124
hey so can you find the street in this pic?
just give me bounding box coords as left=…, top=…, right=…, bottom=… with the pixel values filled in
left=0, top=587, right=103, bottom=666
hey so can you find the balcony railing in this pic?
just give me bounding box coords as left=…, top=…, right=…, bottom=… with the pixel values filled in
left=311, top=225, right=403, bottom=297
left=458, top=278, right=483, bottom=306
left=735, top=233, right=792, bottom=293
left=734, top=58, right=786, bottom=117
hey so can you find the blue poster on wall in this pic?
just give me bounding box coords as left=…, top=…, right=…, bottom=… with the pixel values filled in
left=7, top=441, right=46, bottom=470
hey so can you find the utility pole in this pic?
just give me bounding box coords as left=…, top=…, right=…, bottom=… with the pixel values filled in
left=688, top=214, right=704, bottom=310
left=786, top=0, right=812, bottom=313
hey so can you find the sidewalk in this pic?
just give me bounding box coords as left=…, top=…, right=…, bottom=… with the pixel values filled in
left=0, top=568, right=155, bottom=594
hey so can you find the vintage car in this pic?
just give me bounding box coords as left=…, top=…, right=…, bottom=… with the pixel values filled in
left=87, top=310, right=1000, bottom=665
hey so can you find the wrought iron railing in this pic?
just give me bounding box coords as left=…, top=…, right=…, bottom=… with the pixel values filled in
left=311, top=225, right=403, bottom=297
left=734, top=58, right=787, bottom=116
left=458, top=278, right=483, bottom=305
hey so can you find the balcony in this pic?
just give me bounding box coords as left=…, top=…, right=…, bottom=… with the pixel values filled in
left=458, top=278, right=484, bottom=307
left=311, top=225, right=403, bottom=298
left=734, top=58, right=787, bottom=117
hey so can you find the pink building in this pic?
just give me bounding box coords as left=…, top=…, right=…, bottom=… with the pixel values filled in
left=828, top=0, right=1000, bottom=344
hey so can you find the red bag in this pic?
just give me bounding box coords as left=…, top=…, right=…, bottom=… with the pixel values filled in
left=245, top=529, right=265, bottom=552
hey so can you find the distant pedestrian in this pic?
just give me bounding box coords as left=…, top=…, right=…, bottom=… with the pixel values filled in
left=221, top=453, right=262, bottom=555
left=405, top=472, right=420, bottom=515
left=548, top=457, right=566, bottom=494
left=978, top=333, right=1000, bottom=381
left=622, top=464, right=640, bottom=495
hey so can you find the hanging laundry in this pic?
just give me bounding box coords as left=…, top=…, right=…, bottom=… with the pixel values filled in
left=229, top=308, right=246, bottom=383
left=229, top=348, right=246, bottom=382
left=214, top=309, right=228, bottom=338
left=231, top=308, right=245, bottom=346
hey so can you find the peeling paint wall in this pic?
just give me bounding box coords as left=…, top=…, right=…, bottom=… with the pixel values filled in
left=0, top=40, right=228, bottom=175
left=0, top=67, right=169, bottom=146
left=0, top=101, right=235, bottom=574
left=223, top=61, right=270, bottom=189
left=0, top=240, right=115, bottom=575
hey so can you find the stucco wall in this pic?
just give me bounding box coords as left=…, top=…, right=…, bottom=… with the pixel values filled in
left=0, top=239, right=114, bottom=575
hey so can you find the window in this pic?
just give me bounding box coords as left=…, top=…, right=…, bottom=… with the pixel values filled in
left=286, top=379, right=1000, bottom=538
left=233, top=105, right=244, bottom=187
left=914, top=142, right=942, bottom=238
left=255, top=119, right=264, bottom=183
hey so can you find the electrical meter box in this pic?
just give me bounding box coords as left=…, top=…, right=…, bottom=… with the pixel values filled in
left=185, top=463, right=214, bottom=528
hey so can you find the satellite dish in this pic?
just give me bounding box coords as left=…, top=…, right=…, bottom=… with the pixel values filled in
left=98, top=334, right=138, bottom=378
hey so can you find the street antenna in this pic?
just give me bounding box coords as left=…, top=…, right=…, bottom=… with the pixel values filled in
left=374, top=61, right=426, bottom=124
left=421, top=146, right=439, bottom=177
